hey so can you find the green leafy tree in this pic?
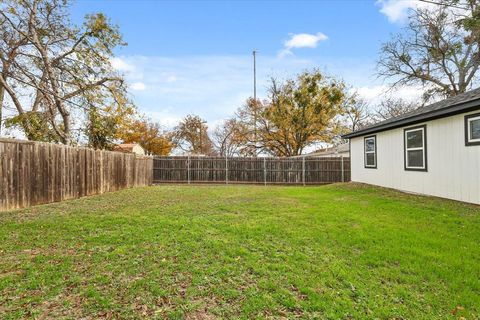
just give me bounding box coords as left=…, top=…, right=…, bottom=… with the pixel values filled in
left=84, top=92, right=137, bottom=150
left=173, top=114, right=213, bottom=155
left=235, top=70, right=346, bottom=157
left=118, top=118, right=173, bottom=156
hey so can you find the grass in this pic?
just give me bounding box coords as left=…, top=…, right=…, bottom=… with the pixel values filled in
left=0, top=183, right=479, bottom=319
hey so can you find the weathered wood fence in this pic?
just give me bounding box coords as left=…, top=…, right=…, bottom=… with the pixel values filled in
left=0, top=138, right=350, bottom=210
left=153, top=156, right=350, bottom=185
left=0, top=138, right=153, bottom=211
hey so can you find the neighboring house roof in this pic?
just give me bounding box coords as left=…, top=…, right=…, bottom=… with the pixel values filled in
left=342, top=87, right=480, bottom=139
left=306, top=143, right=350, bottom=157
left=114, top=143, right=144, bottom=154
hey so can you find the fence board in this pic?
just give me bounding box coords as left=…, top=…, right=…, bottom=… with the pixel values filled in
left=0, top=138, right=153, bottom=211
left=153, top=156, right=350, bottom=185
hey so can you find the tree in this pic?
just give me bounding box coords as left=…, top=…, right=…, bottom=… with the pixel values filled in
left=173, top=114, right=213, bottom=155
left=378, top=1, right=480, bottom=101
left=231, top=97, right=265, bottom=156
left=237, top=70, right=346, bottom=157
left=342, top=92, right=373, bottom=131
left=212, top=118, right=248, bottom=156
left=118, top=118, right=173, bottom=156
left=84, top=96, right=137, bottom=150
left=0, top=1, right=29, bottom=136
left=374, top=98, right=419, bottom=121
left=0, top=0, right=127, bottom=143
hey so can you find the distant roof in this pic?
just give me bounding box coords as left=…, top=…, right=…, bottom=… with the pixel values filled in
left=114, top=143, right=142, bottom=153
left=342, top=87, right=480, bottom=139
left=308, top=143, right=350, bottom=156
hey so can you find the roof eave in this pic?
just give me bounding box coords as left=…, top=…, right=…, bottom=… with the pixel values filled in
left=342, top=99, right=480, bottom=139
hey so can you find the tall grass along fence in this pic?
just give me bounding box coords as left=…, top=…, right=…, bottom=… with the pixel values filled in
left=0, top=138, right=153, bottom=211
left=153, top=156, right=350, bottom=185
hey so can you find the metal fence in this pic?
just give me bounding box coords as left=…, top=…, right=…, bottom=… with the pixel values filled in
left=153, top=156, right=350, bottom=185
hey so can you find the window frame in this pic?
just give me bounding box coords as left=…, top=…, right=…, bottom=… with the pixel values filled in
left=364, top=135, right=377, bottom=169
left=465, top=113, right=480, bottom=146
left=404, top=125, right=427, bottom=172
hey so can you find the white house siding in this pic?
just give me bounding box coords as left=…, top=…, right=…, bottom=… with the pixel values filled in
left=350, top=111, right=480, bottom=204
left=132, top=145, right=146, bottom=156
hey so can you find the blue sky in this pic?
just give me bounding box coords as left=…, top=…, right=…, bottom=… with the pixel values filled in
left=70, top=0, right=426, bottom=129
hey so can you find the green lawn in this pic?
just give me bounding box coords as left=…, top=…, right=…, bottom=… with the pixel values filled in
left=0, top=184, right=479, bottom=319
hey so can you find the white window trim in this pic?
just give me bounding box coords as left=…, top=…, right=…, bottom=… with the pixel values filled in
left=405, top=127, right=426, bottom=170
left=364, top=136, right=376, bottom=168
left=467, top=115, right=480, bottom=143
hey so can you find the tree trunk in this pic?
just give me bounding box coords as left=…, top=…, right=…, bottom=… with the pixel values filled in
left=0, top=84, right=4, bottom=136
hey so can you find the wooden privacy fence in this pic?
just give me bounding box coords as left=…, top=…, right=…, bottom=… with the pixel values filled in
left=0, top=138, right=153, bottom=211
left=153, top=156, right=350, bottom=185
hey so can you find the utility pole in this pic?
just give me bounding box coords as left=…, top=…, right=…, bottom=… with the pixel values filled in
left=198, top=126, right=202, bottom=155
left=252, top=49, right=257, bottom=157
left=253, top=50, right=257, bottom=102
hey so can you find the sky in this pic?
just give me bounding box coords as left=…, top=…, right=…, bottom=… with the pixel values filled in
left=69, top=0, right=429, bottom=129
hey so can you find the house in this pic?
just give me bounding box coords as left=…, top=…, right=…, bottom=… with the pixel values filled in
left=342, top=88, right=480, bottom=205
left=114, top=143, right=146, bottom=156
left=305, top=143, right=350, bottom=158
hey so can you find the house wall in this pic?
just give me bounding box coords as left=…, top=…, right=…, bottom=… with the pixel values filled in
left=350, top=110, right=480, bottom=204
left=132, top=145, right=146, bottom=156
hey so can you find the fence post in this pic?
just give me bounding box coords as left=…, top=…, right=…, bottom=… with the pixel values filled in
left=225, top=155, right=228, bottom=184
left=302, top=156, right=305, bottom=186
left=263, top=157, right=267, bottom=186
left=187, top=155, right=191, bottom=184
left=341, top=155, right=344, bottom=183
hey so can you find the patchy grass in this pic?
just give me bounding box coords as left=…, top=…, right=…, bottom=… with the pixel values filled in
left=0, top=183, right=479, bottom=319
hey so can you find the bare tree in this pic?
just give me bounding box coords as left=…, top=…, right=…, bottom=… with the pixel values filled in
left=0, top=1, right=30, bottom=136
left=212, top=119, right=247, bottom=157
left=0, top=0, right=127, bottom=143
left=374, top=98, right=420, bottom=121
left=232, top=97, right=265, bottom=156
left=342, top=93, right=373, bottom=131
left=378, top=1, right=480, bottom=101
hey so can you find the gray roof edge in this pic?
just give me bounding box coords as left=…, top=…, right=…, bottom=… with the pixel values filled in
left=342, top=98, right=480, bottom=139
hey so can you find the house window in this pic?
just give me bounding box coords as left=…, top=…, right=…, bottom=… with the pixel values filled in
left=404, top=125, right=427, bottom=171
left=364, top=135, right=376, bottom=168
left=465, top=113, right=480, bottom=146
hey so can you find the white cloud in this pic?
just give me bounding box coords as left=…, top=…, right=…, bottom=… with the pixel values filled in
left=285, top=32, right=328, bottom=49
left=166, top=75, right=177, bottom=83
left=110, top=57, right=135, bottom=72
left=278, top=49, right=294, bottom=59
left=376, top=0, right=433, bottom=23
left=3, top=53, right=402, bottom=138
left=279, top=32, right=328, bottom=58
left=112, top=54, right=385, bottom=131
left=355, top=84, right=424, bottom=105
left=148, top=110, right=182, bottom=128
left=355, top=85, right=389, bottom=101
left=131, top=82, right=146, bottom=91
